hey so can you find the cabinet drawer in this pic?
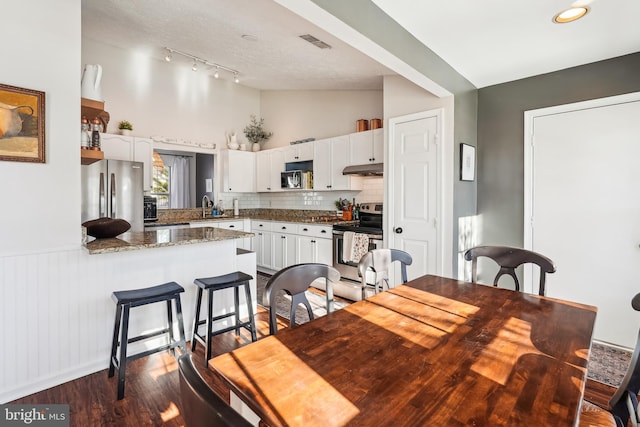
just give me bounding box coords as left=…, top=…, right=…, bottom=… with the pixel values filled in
left=297, top=224, right=332, bottom=239
left=217, top=220, right=244, bottom=230
left=251, top=221, right=273, bottom=232
left=272, top=222, right=298, bottom=234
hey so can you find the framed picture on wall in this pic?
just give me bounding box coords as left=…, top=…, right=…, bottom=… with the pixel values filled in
left=460, top=143, right=476, bottom=181
left=0, top=83, right=46, bottom=163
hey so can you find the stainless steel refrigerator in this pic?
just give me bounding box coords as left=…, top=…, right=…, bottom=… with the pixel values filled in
left=81, top=159, right=144, bottom=232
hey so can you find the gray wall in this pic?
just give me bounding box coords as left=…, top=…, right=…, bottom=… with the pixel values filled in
left=311, top=0, right=478, bottom=273
left=478, top=52, right=640, bottom=247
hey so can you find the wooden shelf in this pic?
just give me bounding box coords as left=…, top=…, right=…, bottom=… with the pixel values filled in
left=81, top=97, right=110, bottom=131
left=81, top=148, right=104, bottom=165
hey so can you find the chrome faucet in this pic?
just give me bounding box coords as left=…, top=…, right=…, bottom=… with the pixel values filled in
left=202, top=195, right=210, bottom=218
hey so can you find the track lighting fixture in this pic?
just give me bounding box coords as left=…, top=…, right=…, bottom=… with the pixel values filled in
left=163, top=47, right=239, bottom=82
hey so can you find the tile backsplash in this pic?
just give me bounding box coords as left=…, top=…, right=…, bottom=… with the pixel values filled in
left=218, top=176, right=383, bottom=211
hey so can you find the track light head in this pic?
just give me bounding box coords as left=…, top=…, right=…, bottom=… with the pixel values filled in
left=234, top=74, right=240, bottom=84
left=192, top=61, right=198, bottom=72
left=164, top=51, right=172, bottom=62
left=214, top=67, right=220, bottom=79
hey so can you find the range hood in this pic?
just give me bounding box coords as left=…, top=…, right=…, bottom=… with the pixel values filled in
left=342, top=163, right=383, bottom=176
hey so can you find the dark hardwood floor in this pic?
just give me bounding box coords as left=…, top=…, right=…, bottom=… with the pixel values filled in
left=10, top=307, right=278, bottom=426
left=10, top=305, right=619, bottom=426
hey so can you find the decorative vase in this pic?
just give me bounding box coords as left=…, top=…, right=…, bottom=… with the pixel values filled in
left=252, top=142, right=261, bottom=152
left=120, top=129, right=131, bottom=136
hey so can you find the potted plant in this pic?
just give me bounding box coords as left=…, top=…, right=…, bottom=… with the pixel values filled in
left=118, top=120, right=133, bottom=136
left=243, top=115, right=272, bottom=151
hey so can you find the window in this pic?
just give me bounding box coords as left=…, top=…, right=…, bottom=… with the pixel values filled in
left=151, top=151, right=170, bottom=208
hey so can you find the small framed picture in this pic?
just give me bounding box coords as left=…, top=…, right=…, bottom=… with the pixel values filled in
left=460, top=143, right=476, bottom=181
left=0, top=83, right=46, bottom=163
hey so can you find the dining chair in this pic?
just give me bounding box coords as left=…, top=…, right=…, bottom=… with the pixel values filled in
left=579, top=293, right=640, bottom=427
left=264, top=263, right=340, bottom=335
left=177, top=353, right=252, bottom=427
left=464, top=245, right=555, bottom=296
left=357, top=248, right=413, bottom=300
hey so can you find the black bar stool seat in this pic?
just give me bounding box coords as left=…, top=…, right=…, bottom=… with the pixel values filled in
left=108, top=281, right=187, bottom=400
left=191, top=271, right=257, bottom=361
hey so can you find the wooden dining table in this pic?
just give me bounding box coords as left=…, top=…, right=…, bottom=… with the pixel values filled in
left=208, top=274, right=597, bottom=426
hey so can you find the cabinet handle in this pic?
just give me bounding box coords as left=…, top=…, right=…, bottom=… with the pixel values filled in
left=267, top=187, right=271, bottom=190
left=303, top=228, right=308, bottom=231
left=259, top=224, right=263, bottom=227
left=327, top=185, right=332, bottom=189
left=282, top=226, right=286, bottom=230
left=229, top=225, right=235, bottom=228
left=311, top=239, right=316, bottom=243
left=321, top=230, right=327, bottom=234
left=229, top=188, right=232, bottom=191
left=281, top=235, right=285, bottom=239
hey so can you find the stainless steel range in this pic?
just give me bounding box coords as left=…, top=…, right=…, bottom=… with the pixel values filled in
left=333, top=203, right=383, bottom=282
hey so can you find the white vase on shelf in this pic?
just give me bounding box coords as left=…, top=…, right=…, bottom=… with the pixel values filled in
left=252, top=142, right=261, bottom=152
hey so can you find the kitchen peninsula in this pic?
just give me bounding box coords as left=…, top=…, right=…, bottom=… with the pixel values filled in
left=84, top=227, right=253, bottom=254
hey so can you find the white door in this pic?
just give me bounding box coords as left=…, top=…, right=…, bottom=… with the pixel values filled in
left=525, top=93, right=640, bottom=348
left=388, top=111, right=442, bottom=283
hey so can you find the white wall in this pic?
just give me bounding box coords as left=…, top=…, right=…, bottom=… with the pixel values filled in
left=260, top=90, right=383, bottom=150
left=82, top=38, right=261, bottom=147
left=0, top=0, right=81, bottom=256
left=383, top=75, right=455, bottom=277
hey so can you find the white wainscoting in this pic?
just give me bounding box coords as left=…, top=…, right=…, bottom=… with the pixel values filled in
left=0, top=239, right=256, bottom=403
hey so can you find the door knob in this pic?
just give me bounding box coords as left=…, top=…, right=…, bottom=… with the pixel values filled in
left=394, top=227, right=403, bottom=234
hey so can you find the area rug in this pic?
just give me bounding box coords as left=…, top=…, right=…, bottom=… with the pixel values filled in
left=587, top=342, right=632, bottom=387
left=256, top=273, right=350, bottom=325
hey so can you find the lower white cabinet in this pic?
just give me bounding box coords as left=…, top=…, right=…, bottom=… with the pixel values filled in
left=251, top=221, right=332, bottom=271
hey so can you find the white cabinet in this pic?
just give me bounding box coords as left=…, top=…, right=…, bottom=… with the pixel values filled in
left=314, top=135, right=362, bottom=191
left=100, top=133, right=132, bottom=161
left=251, top=221, right=274, bottom=268
left=349, top=128, right=383, bottom=165
left=221, top=150, right=256, bottom=193
left=133, top=137, right=153, bottom=193
left=100, top=133, right=153, bottom=192
left=295, top=224, right=333, bottom=264
left=256, top=149, right=284, bottom=192
left=283, top=142, right=314, bottom=163
left=272, top=222, right=297, bottom=271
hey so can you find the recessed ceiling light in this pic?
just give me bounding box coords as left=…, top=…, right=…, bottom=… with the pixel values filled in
left=553, top=6, right=589, bottom=23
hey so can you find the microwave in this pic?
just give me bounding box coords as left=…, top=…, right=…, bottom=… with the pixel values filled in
left=281, top=170, right=312, bottom=189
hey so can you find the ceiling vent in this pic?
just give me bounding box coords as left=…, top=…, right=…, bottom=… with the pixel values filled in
left=299, top=34, right=332, bottom=49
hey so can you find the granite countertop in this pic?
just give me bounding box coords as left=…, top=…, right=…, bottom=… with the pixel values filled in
left=84, top=227, right=254, bottom=255
left=147, top=212, right=356, bottom=227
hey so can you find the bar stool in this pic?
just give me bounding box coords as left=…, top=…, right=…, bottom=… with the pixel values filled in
left=191, top=271, right=257, bottom=361
left=108, top=281, right=187, bottom=400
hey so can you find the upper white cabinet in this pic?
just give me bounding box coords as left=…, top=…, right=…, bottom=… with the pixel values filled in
left=256, top=149, right=284, bottom=192
left=349, top=128, right=384, bottom=165
left=100, top=133, right=153, bottom=192
left=221, top=150, right=256, bottom=193
left=283, top=142, right=314, bottom=163
left=314, top=135, right=362, bottom=191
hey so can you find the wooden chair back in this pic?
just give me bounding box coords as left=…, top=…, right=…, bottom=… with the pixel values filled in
left=608, top=293, right=640, bottom=426
left=178, top=353, right=251, bottom=427
left=264, top=263, right=340, bottom=335
left=464, top=245, right=555, bottom=296
left=357, top=249, right=413, bottom=300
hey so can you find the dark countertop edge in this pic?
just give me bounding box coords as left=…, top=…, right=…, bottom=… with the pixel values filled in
left=83, top=229, right=254, bottom=255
